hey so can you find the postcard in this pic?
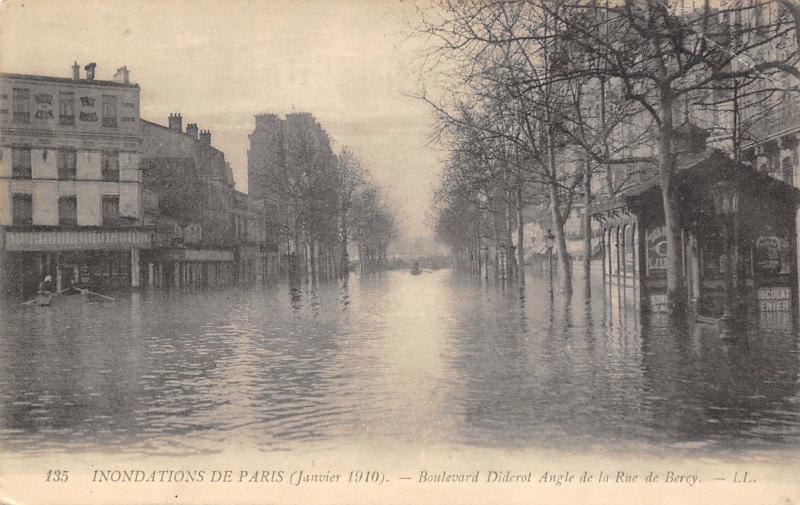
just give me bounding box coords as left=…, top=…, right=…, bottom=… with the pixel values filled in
left=1, top=0, right=799, bottom=503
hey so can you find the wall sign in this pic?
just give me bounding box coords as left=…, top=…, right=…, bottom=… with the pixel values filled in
left=79, top=112, right=98, bottom=122
left=650, top=294, right=668, bottom=312
left=80, top=96, right=96, bottom=107
left=754, top=236, right=791, bottom=275
left=35, top=93, right=54, bottom=120
left=646, top=226, right=667, bottom=273
left=757, top=286, right=791, bottom=311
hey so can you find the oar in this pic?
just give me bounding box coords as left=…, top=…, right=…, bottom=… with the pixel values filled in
left=22, top=293, right=55, bottom=305
left=85, top=290, right=115, bottom=301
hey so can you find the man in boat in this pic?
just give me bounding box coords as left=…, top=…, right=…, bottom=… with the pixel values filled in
left=37, top=275, right=54, bottom=296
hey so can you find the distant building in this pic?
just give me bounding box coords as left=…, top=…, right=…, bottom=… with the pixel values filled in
left=140, top=115, right=238, bottom=287
left=247, top=112, right=336, bottom=274
left=0, top=63, right=149, bottom=298
left=140, top=114, right=274, bottom=288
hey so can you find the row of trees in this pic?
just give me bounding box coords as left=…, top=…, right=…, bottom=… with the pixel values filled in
left=419, top=0, right=800, bottom=311
left=251, top=113, right=396, bottom=279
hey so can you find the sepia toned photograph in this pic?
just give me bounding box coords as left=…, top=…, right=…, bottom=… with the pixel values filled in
left=0, top=0, right=799, bottom=503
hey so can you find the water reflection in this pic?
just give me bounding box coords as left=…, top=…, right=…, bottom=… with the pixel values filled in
left=0, top=270, right=797, bottom=456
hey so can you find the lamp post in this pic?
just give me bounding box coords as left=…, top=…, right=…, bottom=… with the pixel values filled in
left=545, top=229, right=555, bottom=292
left=710, top=180, right=740, bottom=335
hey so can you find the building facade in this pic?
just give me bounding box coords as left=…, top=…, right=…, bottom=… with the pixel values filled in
left=247, top=112, right=336, bottom=276
left=0, top=63, right=149, bottom=298
left=593, top=127, right=800, bottom=327
left=140, top=114, right=273, bottom=289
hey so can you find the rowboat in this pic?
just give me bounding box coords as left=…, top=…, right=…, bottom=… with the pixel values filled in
left=35, top=294, right=53, bottom=306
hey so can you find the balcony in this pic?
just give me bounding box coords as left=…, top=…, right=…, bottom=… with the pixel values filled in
left=747, top=95, right=800, bottom=142
left=3, top=226, right=155, bottom=252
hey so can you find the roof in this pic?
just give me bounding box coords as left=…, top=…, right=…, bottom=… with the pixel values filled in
left=0, top=72, right=139, bottom=89
left=591, top=149, right=800, bottom=216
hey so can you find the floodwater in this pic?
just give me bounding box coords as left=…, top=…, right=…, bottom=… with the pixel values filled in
left=0, top=269, right=798, bottom=456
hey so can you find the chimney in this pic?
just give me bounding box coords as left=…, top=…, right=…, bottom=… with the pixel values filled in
left=199, top=130, right=211, bottom=145
left=186, top=123, right=199, bottom=139
left=84, top=62, right=96, bottom=81
left=168, top=113, right=182, bottom=133
left=113, top=66, right=130, bottom=84
left=72, top=61, right=80, bottom=80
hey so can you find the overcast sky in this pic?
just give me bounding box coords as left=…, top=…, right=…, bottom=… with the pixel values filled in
left=0, top=0, right=441, bottom=238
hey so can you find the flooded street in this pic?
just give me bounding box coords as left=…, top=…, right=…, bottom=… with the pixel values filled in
left=1, top=269, right=799, bottom=456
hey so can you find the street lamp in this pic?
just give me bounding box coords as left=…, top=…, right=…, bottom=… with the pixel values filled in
left=545, top=229, right=555, bottom=292
left=710, top=180, right=740, bottom=335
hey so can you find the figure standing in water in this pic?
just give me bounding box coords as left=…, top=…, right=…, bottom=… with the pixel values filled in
left=38, top=275, right=54, bottom=295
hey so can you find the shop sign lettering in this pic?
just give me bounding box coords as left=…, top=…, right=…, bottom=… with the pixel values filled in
left=650, top=294, right=668, bottom=312
left=79, top=112, right=98, bottom=122
left=757, top=286, right=791, bottom=312
left=35, top=96, right=54, bottom=120
left=80, top=96, right=95, bottom=107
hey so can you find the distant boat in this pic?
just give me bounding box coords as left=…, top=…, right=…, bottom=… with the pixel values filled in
left=410, top=262, right=422, bottom=275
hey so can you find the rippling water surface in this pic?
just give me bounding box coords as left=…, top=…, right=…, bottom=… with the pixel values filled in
left=1, top=270, right=799, bottom=455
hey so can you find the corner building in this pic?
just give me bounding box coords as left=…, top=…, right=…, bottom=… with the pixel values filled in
left=0, top=63, right=148, bottom=298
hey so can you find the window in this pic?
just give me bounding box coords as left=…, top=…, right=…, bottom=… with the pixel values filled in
left=59, top=92, right=75, bottom=125
left=101, top=195, right=120, bottom=226
left=12, top=194, right=32, bottom=227
left=101, top=151, right=119, bottom=181
left=58, top=196, right=77, bottom=226
left=12, top=147, right=31, bottom=179
left=102, top=95, right=117, bottom=127
left=12, top=88, right=30, bottom=123
left=57, top=148, right=77, bottom=180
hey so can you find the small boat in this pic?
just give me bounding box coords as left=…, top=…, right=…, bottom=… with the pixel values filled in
left=410, top=262, right=422, bottom=275
left=35, top=293, right=53, bottom=306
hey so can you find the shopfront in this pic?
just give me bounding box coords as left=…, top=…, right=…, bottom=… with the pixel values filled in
left=594, top=151, right=800, bottom=326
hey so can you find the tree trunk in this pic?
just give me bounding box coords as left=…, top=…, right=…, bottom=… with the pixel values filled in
left=658, top=91, right=685, bottom=314
left=340, top=218, right=349, bottom=278
left=292, top=228, right=301, bottom=279
left=504, top=189, right=516, bottom=279
left=583, top=161, right=593, bottom=293
left=516, top=184, right=525, bottom=283
left=549, top=185, right=573, bottom=295
left=310, top=238, right=317, bottom=281
left=492, top=209, right=501, bottom=277
left=546, top=128, right=573, bottom=294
